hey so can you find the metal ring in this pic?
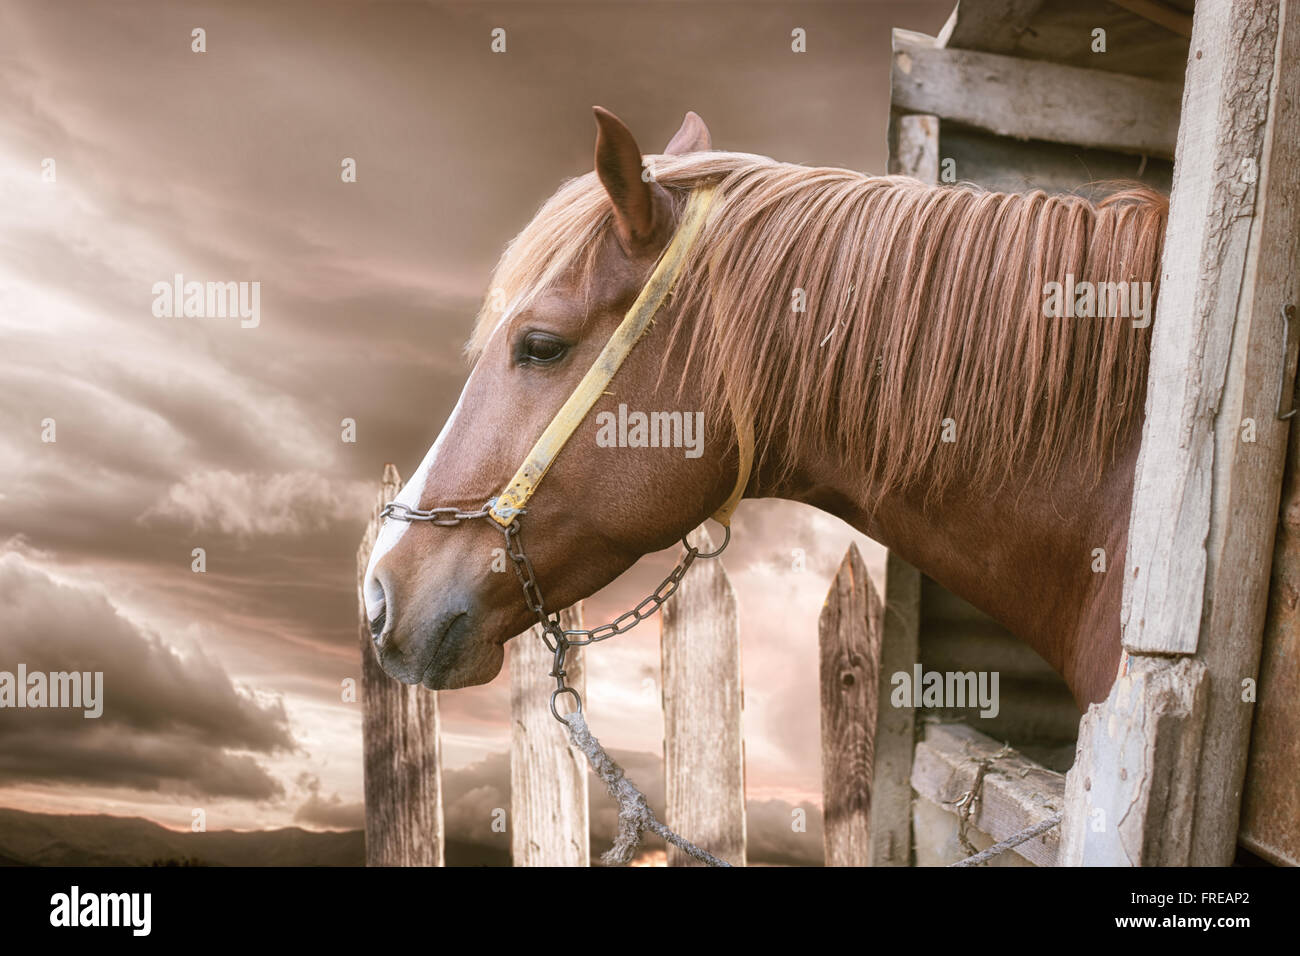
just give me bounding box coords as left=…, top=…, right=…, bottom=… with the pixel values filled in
left=550, top=687, right=582, bottom=722
left=684, top=523, right=731, bottom=559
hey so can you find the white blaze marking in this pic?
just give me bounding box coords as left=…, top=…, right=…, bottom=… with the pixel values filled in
left=363, top=300, right=520, bottom=622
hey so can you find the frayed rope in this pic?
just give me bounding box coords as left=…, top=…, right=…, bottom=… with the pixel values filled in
left=562, top=711, right=733, bottom=867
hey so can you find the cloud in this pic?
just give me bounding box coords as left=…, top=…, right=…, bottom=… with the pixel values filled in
left=0, top=551, right=294, bottom=798
left=140, top=470, right=375, bottom=537
left=293, top=773, right=364, bottom=830
left=441, top=751, right=511, bottom=850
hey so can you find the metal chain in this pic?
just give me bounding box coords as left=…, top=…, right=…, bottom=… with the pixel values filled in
left=382, top=496, right=731, bottom=722
left=379, top=501, right=494, bottom=526
left=498, top=517, right=729, bottom=720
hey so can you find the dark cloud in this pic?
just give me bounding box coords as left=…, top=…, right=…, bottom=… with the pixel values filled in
left=0, top=552, right=293, bottom=797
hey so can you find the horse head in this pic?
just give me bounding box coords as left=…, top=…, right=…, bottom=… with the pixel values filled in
left=363, top=108, right=747, bottom=689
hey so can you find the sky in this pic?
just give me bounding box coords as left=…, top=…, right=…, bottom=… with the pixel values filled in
left=0, top=0, right=953, bottom=863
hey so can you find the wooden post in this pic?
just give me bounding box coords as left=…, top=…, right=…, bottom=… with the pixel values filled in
left=894, top=114, right=939, bottom=184
left=818, top=544, right=883, bottom=866
left=509, top=605, right=589, bottom=867
left=881, top=41, right=933, bottom=868
left=356, top=464, right=445, bottom=866
left=1239, top=415, right=1300, bottom=865
left=935, top=0, right=1045, bottom=54
left=1063, top=0, right=1300, bottom=865
left=871, top=552, right=921, bottom=866
left=661, top=525, right=746, bottom=866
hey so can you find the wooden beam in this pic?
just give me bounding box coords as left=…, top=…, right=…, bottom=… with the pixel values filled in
left=356, top=464, right=444, bottom=866
left=1088, top=0, right=1299, bottom=865
left=661, top=525, right=746, bottom=866
left=1239, top=420, right=1300, bottom=866
left=1123, top=0, right=1294, bottom=658
left=1060, top=658, right=1208, bottom=865
left=1110, top=0, right=1195, bottom=38
left=936, top=0, right=1045, bottom=54
left=891, top=29, right=1181, bottom=158
left=509, top=605, right=589, bottom=867
left=938, top=124, right=1173, bottom=196
left=910, top=722, right=1065, bottom=867
left=818, top=544, right=883, bottom=866
left=870, top=552, right=921, bottom=866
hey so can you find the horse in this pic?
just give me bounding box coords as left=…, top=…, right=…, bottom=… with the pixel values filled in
left=363, top=106, right=1167, bottom=711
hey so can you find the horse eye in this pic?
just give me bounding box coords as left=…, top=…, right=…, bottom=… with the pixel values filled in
left=519, top=332, right=568, bottom=365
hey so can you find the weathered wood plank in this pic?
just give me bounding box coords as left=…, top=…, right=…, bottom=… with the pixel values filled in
left=1239, top=376, right=1300, bottom=865
left=894, top=114, right=939, bottom=183
left=509, top=605, right=589, bottom=867
left=891, top=29, right=1181, bottom=158
left=938, top=124, right=1173, bottom=196
left=1110, top=0, right=1194, bottom=38
left=870, top=553, right=921, bottom=866
left=1103, top=0, right=1298, bottom=865
left=910, top=722, right=1065, bottom=867
left=936, top=0, right=1045, bottom=54
left=1187, top=0, right=1300, bottom=865
left=661, top=525, right=746, bottom=866
left=912, top=793, right=1034, bottom=866
left=1123, top=0, right=1291, bottom=658
left=356, top=464, right=444, bottom=866
left=818, top=544, right=883, bottom=867
left=1060, top=657, right=1208, bottom=865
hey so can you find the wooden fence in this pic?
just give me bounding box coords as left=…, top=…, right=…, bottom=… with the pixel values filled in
left=355, top=465, right=960, bottom=866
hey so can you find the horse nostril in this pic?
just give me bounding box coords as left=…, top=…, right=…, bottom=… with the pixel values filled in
left=369, top=606, right=387, bottom=646
left=364, top=571, right=389, bottom=646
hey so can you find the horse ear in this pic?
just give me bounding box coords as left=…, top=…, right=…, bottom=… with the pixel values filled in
left=664, top=111, right=711, bottom=155
left=593, top=106, right=669, bottom=252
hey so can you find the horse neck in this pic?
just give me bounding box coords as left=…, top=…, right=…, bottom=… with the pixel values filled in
left=758, top=423, right=1140, bottom=708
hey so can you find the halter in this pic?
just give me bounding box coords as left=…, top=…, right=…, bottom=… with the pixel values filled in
left=381, top=184, right=753, bottom=721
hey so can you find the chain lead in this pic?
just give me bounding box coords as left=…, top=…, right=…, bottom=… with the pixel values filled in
left=499, top=517, right=729, bottom=721
left=382, top=496, right=731, bottom=723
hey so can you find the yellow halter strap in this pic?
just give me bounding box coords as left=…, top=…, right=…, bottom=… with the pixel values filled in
left=488, top=185, right=752, bottom=529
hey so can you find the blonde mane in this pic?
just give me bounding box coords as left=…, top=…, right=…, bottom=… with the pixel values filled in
left=471, top=151, right=1167, bottom=500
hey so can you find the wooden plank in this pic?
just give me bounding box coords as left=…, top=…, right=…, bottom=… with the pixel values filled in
left=1101, top=0, right=1298, bottom=865
left=1110, top=0, right=1195, bottom=38
left=913, top=793, right=1034, bottom=866
left=894, top=114, right=939, bottom=183
left=910, top=722, right=1065, bottom=867
left=936, top=0, right=1045, bottom=54
left=509, top=604, right=589, bottom=867
left=869, top=553, right=920, bottom=866
left=1060, top=657, right=1208, bottom=865
left=1239, top=390, right=1300, bottom=865
left=356, top=464, right=444, bottom=866
left=661, top=525, right=745, bottom=866
left=891, top=29, right=1181, bottom=158
left=818, top=544, right=883, bottom=867
left=1123, top=0, right=1293, bottom=657
left=938, top=124, right=1174, bottom=196
left=1187, top=0, right=1300, bottom=864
